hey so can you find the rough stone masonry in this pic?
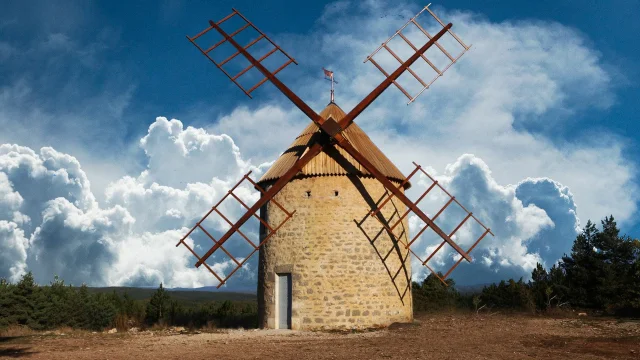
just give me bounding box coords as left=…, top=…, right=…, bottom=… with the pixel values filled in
left=258, top=176, right=413, bottom=330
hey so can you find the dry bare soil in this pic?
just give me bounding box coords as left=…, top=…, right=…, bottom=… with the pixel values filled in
left=1, top=313, right=639, bottom=359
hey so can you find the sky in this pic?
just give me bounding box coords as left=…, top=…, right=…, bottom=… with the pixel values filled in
left=0, top=0, right=638, bottom=290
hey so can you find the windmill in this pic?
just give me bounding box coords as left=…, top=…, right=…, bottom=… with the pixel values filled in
left=178, top=4, right=494, bottom=330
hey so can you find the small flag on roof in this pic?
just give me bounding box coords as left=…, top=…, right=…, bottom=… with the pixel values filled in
left=323, top=68, right=337, bottom=103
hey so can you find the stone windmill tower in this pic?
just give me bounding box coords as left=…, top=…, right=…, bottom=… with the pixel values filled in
left=255, top=103, right=414, bottom=329
left=177, top=5, right=494, bottom=330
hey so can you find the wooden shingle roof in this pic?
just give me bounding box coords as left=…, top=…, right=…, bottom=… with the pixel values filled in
left=257, top=102, right=410, bottom=189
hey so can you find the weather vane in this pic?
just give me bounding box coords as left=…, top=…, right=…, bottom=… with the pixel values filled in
left=323, top=68, right=338, bottom=103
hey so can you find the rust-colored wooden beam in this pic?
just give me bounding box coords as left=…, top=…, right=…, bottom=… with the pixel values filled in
left=338, top=23, right=452, bottom=131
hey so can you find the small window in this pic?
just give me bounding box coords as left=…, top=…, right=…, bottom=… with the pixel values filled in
left=334, top=190, right=339, bottom=196
left=305, top=191, right=311, bottom=198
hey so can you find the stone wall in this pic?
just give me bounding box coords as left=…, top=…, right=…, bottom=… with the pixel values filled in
left=257, top=175, right=413, bottom=330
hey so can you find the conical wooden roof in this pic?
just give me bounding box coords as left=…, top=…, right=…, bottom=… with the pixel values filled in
left=257, top=102, right=410, bottom=189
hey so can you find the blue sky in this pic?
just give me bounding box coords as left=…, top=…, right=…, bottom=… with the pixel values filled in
left=0, top=0, right=638, bottom=288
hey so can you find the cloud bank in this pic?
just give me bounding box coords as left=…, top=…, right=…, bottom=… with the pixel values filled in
left=0, top=120, right=265, bottom=288
left=0, top=119, right=588, bottom=288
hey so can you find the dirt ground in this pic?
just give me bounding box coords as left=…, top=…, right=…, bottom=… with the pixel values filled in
left=1, top=313, right=639, bottom=359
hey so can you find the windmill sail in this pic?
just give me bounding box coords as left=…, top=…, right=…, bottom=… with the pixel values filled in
left=364, top=4, right=471, bottom=104
left=180, top=5, right=492, bottom=288
left=360, top=162, right=493, bottom=285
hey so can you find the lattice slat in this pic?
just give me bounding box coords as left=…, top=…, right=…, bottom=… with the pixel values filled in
left=176, top=171, right=295, bottom=288
left=187, top=8, right=297, bottom=98
left=364, top=4, right=471, bottom=104
left=365, top=162, right=493, bottom=285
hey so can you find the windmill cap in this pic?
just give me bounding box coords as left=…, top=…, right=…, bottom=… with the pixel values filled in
left=256, top=102, right=410, bottom=189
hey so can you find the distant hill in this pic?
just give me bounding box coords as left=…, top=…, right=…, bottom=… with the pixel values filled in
left=87, top=286, right=256, bottom=305
left=170, top=286, right=256, bottom=293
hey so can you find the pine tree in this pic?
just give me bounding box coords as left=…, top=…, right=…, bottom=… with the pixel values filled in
left=0, top=278, right=13, bottom=328
left=480, top=278, right=534, bottom=311
left=529, top=263, right=549, bottom=310
left=121, top=292, right=145, bottom=326
left=592, top=216, right=621, bottom=309
left=560, top=216, right=639, bottom=313
left=11, top=272, right=36, bottom=326
left=548, top=264, right=569, bottom=306
left=411, top=272, right=459, bottom=312
left=623, top=243, right=640, bottom=315
left=167, top=300, right=183, bottom=326
left=33, top=276, right=72, bottom=329
left=30, top=286, right=51, bottom=330
left=145, top=283, right=171, bottom=325
left=69, top=284, right=91, bottom=329
left=561, top=220, right=599, bottom=308
left=88, top=293, right=117, bottom=330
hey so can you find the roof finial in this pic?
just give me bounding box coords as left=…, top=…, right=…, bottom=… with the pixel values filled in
left=323, top=68, right=337, bottom=104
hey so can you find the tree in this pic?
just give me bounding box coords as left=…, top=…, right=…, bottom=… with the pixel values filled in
left=624, top=245, right=640, bottom=315
left=88, top=293, right=117, bottom=330
left=0, top=278, right=13, bottom=328
left=561, top=220, right=599, bottom=308
left=31, top=276, right=72, bottom=329
left=121, top=292, right=144, bottom=326
left=560, top=216, right=639, bottom=314
left=529, top=263, right=549, bottom=310
left=412, top=273, right=459, bottom=312
left=591, top=216, right=622, bottom=309
left=10, top=272, right=36, bottom=326
left=167, top=300, right=183, bottom=326
left=69, top=284, right=91, bottom=328
left=547, top=264, right=568, bottom=306
left=480, top=278, right=534, bottom=312
left=614, top=237, right=640, bottom=315
left=145, top=283, right=171, bottom=325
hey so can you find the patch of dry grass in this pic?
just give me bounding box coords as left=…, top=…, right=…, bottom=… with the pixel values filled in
left=0, top=325, right=36, bottom=337
left=0, top=325, right=94, bottom=338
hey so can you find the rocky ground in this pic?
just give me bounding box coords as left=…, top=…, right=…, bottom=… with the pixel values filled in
left=1, top=313, right=639, bottom=359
